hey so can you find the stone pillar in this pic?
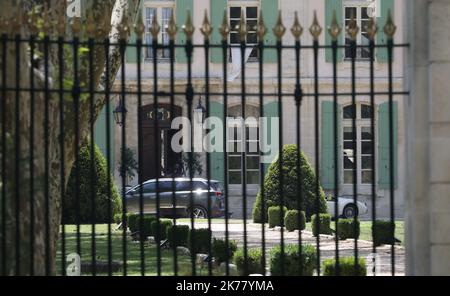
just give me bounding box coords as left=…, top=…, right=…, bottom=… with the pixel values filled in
left=406, top=0, right=450, bottom=276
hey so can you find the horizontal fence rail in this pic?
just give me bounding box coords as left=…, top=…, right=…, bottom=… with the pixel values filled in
left=0, top=5, right=406, bottom=276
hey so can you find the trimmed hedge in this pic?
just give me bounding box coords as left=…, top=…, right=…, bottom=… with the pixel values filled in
left=337, top=219, right=360, bottom=240
left=284, top=210, right=306, bottom=232
left=270, top=244, right=317, bottom=276
left=212, top=238, right=238, bottom=263
left=167, top=225, right=190, bottom=247
left=268, top=206, right=287, bottom=228
left=372, top=220, right=395, bottom=246
left=150, top=219, right=173, bottom=241
left=234, top=248, right=264, bottom=276
left=311, top=214, right=332, bottom=236
left=252, top=145, right=328, bottom=223
left=322, top=257, right=367, bottom=276
left=62, top=143, right=122, bottom=224
left=187, top=228, right=212, bottom=254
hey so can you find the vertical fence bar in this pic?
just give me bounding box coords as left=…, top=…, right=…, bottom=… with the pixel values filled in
left=43, top=32, right=51, bottom=276
left=331, top=37, right=340, bottom=277
left=57, top=32, right=65, bottom=276
left=276, top=33, right=285, bottom=277
left=387, top=31, right=395, bottom=278
left=240, top=27, right=249, bottom=277
left=119, top=36, right=128, bottom=276
left=1, top=31, right=6, bottom=276
left=14, top=30, right=21, bottom=276
left=203, top=24, right=213, bottom=277
left=72, top=32, right=82, bottom=260
left=87, top=33, right=97, bottom=277
left=29, top=31, right=36, bottom=277
left=293, top=19, right=303, bottom=275
left=136, top=23, right=145, bottom=277
left=312, top=29, right=321, bottom=276
left=350, top=32, right=359, bottom=272
left=168, top=18, right=178, bottom=277
left=221, top=21, right=230, bottom=276
left=257, top=19, right=266, bottom=276
left=369, top=25, right=377, bottom=276
left=103, top=35, right=113, bottom=276
left=151, top=29, right=162, bottom=277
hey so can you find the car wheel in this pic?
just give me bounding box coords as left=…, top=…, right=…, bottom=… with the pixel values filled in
left=188, top=206, right=208, bottom=219
left=343, top=204, right=358, bottom=219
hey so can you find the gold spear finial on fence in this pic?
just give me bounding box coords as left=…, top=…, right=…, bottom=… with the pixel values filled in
left=309, top=11, right=322, bottom=40
left=118, top=14, right=130, bottom=40
left=384, top=10, right=396, bottom=39
left=200, top=10, right=212, bottom=40
left=257, top=10, right=267, bottom=39
left=347, top=13, right=359, bottom=41
left=134, top=11, right=145, bottom=37
left=57, top=10, right=67, bottom=37
left=183, top=10, right=195, bottom=41
left=328, top=10, right=341, bottom=41
left=71, top=17, right=82, bottom=36
left=42, top=4, right=53, bottom=36
left=167, top=11, right=177, bottom=40
left=150, top=13, right=160, bottom=40
left=86, top=11, right=96, bottom=38
left=366, top=17, right=378, bottom=40
left=28, top=8, right=39, bottom=36
left=273, top=10, right=286, bottom=41
left=238, top=9, right=247, bottom=42
left=219, top=9, right=230, bottom=41
left=291, top=11, right=303, bottom=41
left=10, top=5, right=23, bottom=35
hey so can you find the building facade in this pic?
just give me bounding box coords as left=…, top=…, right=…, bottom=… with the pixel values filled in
left=95, top=0, right=405, bottom=219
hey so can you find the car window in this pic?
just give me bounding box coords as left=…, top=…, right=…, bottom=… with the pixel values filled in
left=192, top=181, right=208, bottom=190
left=142, top=182, right=156, bottom=193
left=158, top=181, right=176, bottom=193
left=176, top=181, right=190, bottom=191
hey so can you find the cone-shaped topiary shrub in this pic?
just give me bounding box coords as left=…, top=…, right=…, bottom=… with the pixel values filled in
left=253, top=144, right=327, bottom=223
left=62, top=142, right=121, bottom=224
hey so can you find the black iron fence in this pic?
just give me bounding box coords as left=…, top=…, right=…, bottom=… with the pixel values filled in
left=0, top=6, right=408, bottom=276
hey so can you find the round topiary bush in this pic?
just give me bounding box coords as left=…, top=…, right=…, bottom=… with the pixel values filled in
left=252, top=144, right=327, bottom=223
left=62, top=142, right=122, bottom=224
left=284, top=210, right=306, bottom=232
left=268, top=206, right=287, bottom=228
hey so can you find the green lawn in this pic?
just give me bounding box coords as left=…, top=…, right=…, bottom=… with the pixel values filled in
left=305, top=220, right=404, bottom=245
left=56, top=224, right=194, bottom=276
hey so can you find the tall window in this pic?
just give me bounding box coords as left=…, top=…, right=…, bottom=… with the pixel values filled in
left=229, top=3, right=259, bottom=62
left=227, top=105, right=260, bottom=185
left=145, top=5, right=173, bottom=60
left=343, top=104, right=374, bottom=185
left=344, top=2, right=370, bottom=59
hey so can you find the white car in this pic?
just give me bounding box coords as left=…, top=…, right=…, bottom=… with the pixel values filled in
left=326, top=197, right=368, bottom=219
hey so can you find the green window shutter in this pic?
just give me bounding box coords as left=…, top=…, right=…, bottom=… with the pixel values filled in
left=376, top=0, right=394, bottom=63
left=378, top=102, right=398, bottom=189
left=176, top=0, right=194, bottom=63
left=263, top=101, right=279, bottom=174
left=209, top=102, right=225, bottom=184
left=325, top=0, right=343, bottom=63
left=261, top=0, right=278, bottom=63
left=321, top=101, right=341, bottom=190
left=210, top=1, right=227, bottom=63
left=94, top=102, right=115, bottom=170
left=125, top=0, right=144, bottom=63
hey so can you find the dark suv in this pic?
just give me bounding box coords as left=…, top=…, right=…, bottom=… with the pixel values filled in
left=125, top=178, right=225, bottom=218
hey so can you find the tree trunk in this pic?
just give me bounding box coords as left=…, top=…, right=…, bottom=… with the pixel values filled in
left=0, top=0, right=141, bottom=275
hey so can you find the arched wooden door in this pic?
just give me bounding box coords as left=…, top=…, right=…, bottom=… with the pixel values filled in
left=140, top=104, right=182, bottom=181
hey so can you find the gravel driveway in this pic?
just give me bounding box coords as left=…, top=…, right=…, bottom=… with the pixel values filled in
left=178, top=220, right=405, bottom=276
